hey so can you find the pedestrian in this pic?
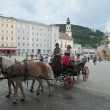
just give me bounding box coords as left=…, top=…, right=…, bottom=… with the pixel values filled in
left=93, top=56, right=97, bottom=65
left=99, top=57, right=101, bottom=62
left=88, top=57, right=89, bottom=62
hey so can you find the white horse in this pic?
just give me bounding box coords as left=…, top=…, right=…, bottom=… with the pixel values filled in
left=0, top=56, right=54, bottom=104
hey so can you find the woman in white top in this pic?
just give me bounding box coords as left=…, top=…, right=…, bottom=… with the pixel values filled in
left=74, top=54, right=82, bottom=64
left=60, top=45, right=72, bottom=66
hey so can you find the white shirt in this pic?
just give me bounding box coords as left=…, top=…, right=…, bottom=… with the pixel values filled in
left=63, top=49, right=72, bottom=57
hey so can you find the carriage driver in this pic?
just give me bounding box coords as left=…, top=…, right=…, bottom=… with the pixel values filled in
left=51, top=43, right=62, bottom=63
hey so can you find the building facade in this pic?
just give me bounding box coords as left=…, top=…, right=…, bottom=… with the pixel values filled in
left=73, top=44, right=81, bottom=54
left=81, top=47, right=96, bottom=57
left=0, top=16, right=17, bottom=55
left=16, top=19, right=59, bottom=55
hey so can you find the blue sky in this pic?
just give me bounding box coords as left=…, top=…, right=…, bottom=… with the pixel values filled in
left=0, top=0, right=110, bottom=32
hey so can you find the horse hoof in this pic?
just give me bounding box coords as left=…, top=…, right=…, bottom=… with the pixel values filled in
left=13, top=101, right=17, bottom=104
left=37, top=93, right=40, bottom=95
left=21, top=99, right=25, bottom=102
left=30, top=89, right=33, bottom=92
left=41, top=89, right=43, bottom=92
left=49, top=94, right=52, bottom=97
left=6, top=95, right=10, bottom=97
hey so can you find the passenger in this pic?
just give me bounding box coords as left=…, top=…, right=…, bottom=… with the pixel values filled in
left=74, top=53, right=82, bottom=79
left=51, top=43, right=62, bottom=63
left=74, top=53, right=82, bottom=65
left=60, top=45, right=72, bottom=66
left=37, top=51, right=43, bottom=61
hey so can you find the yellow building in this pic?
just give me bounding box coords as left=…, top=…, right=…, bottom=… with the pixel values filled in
left=59, top=18, right=74, bottom=54
left=0, top=16, right=17, bottom=55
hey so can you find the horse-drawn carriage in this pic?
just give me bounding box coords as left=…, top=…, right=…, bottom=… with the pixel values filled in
left=49, top=57, right=89, bottom=89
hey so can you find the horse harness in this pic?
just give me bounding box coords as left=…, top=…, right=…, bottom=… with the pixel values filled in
left=0, top=59, right=53, bottom=86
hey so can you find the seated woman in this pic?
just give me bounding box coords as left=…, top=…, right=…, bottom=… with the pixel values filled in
left=74, top=53, right=82, bottom=65
left=60, top=45, right=72, bottom=66
left=74, top=53, right=83, bottom=79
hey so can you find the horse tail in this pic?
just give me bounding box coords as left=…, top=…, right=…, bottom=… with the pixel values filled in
left=46, top=64, right=55, bottom=86
left=46, top=64, right=54, bottom=80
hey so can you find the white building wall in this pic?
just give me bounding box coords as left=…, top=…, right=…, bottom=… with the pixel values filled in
left=16, top=20, right=59, bottom=55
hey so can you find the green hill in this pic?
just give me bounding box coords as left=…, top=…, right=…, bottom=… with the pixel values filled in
left=54, top=24, right=104, bottom=48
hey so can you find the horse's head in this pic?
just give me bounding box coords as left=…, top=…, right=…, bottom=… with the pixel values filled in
left=0, top=56, right=15, bottom=71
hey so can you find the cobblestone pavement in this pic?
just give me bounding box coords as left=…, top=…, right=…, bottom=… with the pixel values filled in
left=0, top=55, right=110, bottom=110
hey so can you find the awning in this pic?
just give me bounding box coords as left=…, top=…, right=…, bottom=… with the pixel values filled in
left=0, top=48, right=17, bottom=50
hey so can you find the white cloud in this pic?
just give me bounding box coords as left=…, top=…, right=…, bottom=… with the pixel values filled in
left=0, top=0, right=110, bottom=32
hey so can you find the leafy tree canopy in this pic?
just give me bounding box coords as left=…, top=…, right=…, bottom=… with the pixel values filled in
left=54, top=24, right=104, bottom=48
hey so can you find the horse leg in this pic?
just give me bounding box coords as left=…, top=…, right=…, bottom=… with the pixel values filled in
left=13, top=81, right=20, bottom=104
left=36, top=79, right=44, bottom=95
left=11, top=79, right=16, bottom=95
left=46, top=80, right=52, bottom=97
left=30, top=79, right=35, bottom=92
left=19, top=82, right=25, bottom=101
left=6, top=79, right=13, bottom=97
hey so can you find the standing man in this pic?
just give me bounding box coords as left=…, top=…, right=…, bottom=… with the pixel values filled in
left=93, top=55, right=97, bottom=65
left=51, top=43, right=62, bottom=63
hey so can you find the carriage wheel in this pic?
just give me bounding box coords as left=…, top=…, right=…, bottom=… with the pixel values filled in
left=64, top=73, right=74, bottom=90
left=83, top=66, right=89, bottom=81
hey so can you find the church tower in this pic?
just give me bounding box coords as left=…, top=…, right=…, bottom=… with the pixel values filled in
left=66, top=17, right=72, bottom=36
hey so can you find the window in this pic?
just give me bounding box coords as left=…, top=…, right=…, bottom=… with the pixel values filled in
left=23, top=43, right=25, bottom=46
left=36, top=44, right=38, bottom=46
left=11, top=25, right=13, bottom=28
left=27, top=32, right=29, bottom=34
left=2, top=36, right=4, bottom=40
left=32, top=38, right=34, bottom=41
left=6, top=24, right=8, bottom=27
left=11, top=43, right=13, bottom=46
left=37, top=38, right=38, bottom=41
left=22, top=25, right=25, bottom=28
left=44, top=39, right=45, bottom=42
left=2, top=30, right=4, bottom=33
left=37, top=33, right=38, bottom=35
left=6, top=43, right=8, bottom=46
left=2, top=24, right=3, bottom=27
left=11, top=37, right=13, bottom=40
left=2, top=43, right=4, bottom=46
left=6, top=37, right=8, bottom=40
left=27, top=38, right=29, bottom=40
left=23, top=37, right=25, bottom=40
left=40, top=44, right=42, bottom=47
left=32, top=27, right=34, bottom=29
left=23, top=31, right=24, bottom=34
left=18, top=37, right=20, bottom=40
left=18, top=30, right=20, bottom=33
left=6, top=30, right=8, bottom=33
left=61, top=44, right=62, bottom=48
left=32, top=43, right=34, bottom=46
left=11, top=31, right=13, bottom=34
left=18, top=43, right=20, bottom=46
left=32, top=32, right=34, bottom=35
left=27, top=43, right=29, bottom=46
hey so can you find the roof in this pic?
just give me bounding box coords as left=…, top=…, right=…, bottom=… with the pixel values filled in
left=59, top=32, right=73, bottom=40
